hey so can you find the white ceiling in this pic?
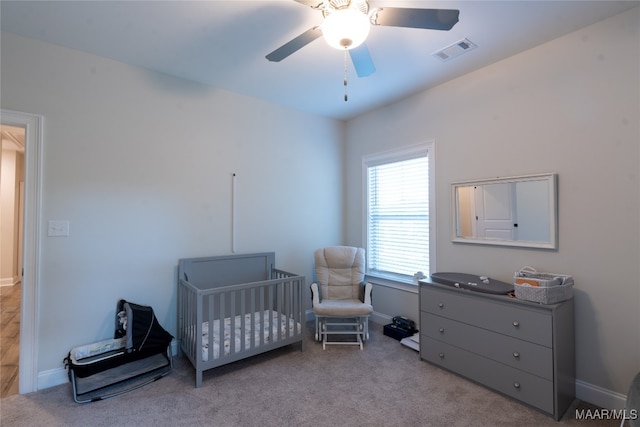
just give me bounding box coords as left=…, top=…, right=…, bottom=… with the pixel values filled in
left=1, top=1, right=637, bottom=120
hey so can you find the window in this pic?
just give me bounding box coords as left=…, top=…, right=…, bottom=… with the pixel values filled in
left=364, top=143, right=434, bottom=283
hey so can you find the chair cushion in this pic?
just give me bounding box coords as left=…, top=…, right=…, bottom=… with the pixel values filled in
left=315, top=246, right=365, bottom=300
left=313, top=299, right=373, bottom=316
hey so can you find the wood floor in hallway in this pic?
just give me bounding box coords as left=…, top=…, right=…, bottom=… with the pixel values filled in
left=1, top=282, right=20, bottom=397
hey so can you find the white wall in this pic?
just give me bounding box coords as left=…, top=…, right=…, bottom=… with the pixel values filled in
left=1, top=32, right=344, bottom=380
left=345, top=8, right=639, bottom=406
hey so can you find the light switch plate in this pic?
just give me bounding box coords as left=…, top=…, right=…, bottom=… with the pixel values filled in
left=48, top=220, right=70, bottom=237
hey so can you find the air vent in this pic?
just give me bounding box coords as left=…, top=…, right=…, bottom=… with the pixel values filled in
left=433, top=38, right=477, bottom=62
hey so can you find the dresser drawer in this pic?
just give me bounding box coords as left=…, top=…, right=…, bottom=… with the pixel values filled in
left=420, top=312, right=553, bottom=380
left=421, top=336, right=554, bottom=414
left=420, top=286, right=552, bottom=346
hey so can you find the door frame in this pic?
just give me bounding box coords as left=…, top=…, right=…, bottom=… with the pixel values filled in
left=1, top=109, right=42, bottom=393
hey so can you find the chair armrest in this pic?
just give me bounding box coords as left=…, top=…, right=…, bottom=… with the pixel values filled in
left=310, top=282, right=321, bottom=306
left=362, top=282, right=372, bottom=305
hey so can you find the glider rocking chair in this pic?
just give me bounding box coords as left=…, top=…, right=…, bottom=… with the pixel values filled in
left=310, top=246, right=373, bottom=349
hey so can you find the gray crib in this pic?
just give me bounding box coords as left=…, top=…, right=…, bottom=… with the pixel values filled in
left=177, top=252, right=305, bottom=387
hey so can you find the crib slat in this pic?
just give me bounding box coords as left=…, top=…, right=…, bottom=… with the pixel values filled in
left=194, top=288, right=199, bottom=358
left=212, top=293, right=218, bottom=360
left=229, top=291, right=236, bottom=355
left=185, top=284, right=191, bottom=359
left=197, top=287, right=204, bottom=365
left=268, top=285, right=274, bottom=344
left=297, top=279, right=301, bottom=332
left=276, top=282, right=282, bottom=341
left=218, top=294, right=224, bottom=360
left=286, top=280, right=291, bottom=338
left=240, top=289, right=246, bottom=352
left=259, top=286, right=265, bottom=346
left=250, top=287, right=255, bottom=349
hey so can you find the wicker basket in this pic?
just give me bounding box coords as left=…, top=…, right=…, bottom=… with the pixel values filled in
left=513, top=267, right=574, bottom=304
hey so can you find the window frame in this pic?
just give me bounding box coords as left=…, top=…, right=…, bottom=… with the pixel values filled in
left=362, top=141, right=436, bottom=286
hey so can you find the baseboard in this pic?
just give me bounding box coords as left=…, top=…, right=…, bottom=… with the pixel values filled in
left=37, top=340, right=181, bottom=392
left=37, top=367, right=68, bottom=390
left=0, top=277, right=17, bottom=286
left=371, top=312, right=392, bottom=325
left=576, top=379, right=627, bottom=410
left=33, top=327, right=629, bottom=410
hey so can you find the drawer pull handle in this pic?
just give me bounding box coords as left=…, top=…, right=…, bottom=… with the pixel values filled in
left=439, top=352, right=445, bottom=359
left=438, top=303, right=444, bottom=309
left=439, top=328, right=445, bottom=333
left=512, top=321, right=520, bottom=328
left=513, top=382, right=521, bottom=389
left=513, top=352, right=520, bottom=359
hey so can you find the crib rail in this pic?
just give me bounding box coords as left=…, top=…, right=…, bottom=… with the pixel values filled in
left=178, top=267, right=305, bottom=387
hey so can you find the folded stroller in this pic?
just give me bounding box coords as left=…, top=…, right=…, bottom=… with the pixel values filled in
left=64, top=299, right=173, bottom=403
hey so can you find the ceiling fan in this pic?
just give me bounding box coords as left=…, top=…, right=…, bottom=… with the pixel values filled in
left=266, top=0, right=460, bottom=78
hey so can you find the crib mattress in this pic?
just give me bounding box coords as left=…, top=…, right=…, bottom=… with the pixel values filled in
left=200, top=310, right=300, bottom=361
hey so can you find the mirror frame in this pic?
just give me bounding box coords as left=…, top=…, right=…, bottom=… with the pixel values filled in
left=451, top=173, right=558, bottom=249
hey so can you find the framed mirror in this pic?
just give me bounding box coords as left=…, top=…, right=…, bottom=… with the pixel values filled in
left=452, top=173, right=558, bottom=249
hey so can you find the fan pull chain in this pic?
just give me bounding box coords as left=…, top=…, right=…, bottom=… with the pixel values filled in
left=343, top=48, right=348, bottom=102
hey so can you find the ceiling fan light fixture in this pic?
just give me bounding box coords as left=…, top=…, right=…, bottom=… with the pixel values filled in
left=321, top=7, right=370, bottom=50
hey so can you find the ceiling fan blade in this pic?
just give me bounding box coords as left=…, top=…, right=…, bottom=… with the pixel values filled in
left=266, top=27, right=322, bottom=62
left=349, top=43, right=375, bottom=78
left=374, top=8, right=460, bottom=31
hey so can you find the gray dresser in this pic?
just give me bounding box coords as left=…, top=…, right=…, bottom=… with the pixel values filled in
left=419, top=280, right=575, bottom=420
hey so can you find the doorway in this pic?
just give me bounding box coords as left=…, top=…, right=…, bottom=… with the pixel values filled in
left=1, top=124, right=25, bottom=397
left=0, top=110, right=42, bottom=395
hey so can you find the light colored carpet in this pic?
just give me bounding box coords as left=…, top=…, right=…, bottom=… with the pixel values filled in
left=0, top=321, right=618, bottom=427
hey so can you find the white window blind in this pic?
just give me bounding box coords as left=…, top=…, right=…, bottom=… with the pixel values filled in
left=366, top=152, right=430, bottom=281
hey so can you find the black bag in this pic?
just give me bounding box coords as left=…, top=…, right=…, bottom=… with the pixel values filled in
left=115, top=299, right=173, bottom=356
left=384, top=316, right=418, bottom=341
